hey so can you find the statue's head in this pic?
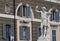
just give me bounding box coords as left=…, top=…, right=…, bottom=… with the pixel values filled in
left=41, top=7, right=46, bottom=11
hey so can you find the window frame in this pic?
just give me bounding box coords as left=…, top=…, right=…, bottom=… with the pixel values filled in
left=18, top=5, right=31, bottom=18
left=52, top=29, right=56, bottom=41
left=50, top=10, right=60, bottom=22
left=20, top=26, right=30, bottom=40
left=52, top=27, right=57, bottom=41
left=3, top=24, right=14, bottom=39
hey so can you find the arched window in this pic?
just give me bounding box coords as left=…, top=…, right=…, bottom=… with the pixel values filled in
left=17, top=5, right=31, bottom=18
left=50, top=9, right=60, bottom=22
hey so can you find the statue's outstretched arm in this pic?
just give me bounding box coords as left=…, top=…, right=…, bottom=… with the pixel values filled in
left=35, top=5, right=41, bottom=13
left=48, top=8, right=52, bottom=13
left=35, top=9, right=41, bottom=13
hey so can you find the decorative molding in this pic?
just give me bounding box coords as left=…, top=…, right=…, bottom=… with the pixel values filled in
left=45, top=0, right=60, bottom=3
left=0, top=13, right=14, bottom=19
left=15, top=3, right=23, bottom=16
left=20, top=23, right=30, bottom=27
left=32, top=18, right=41, bottom=22
left=52, top=26, right=57, bottom=30
left=49, top=21, right=60, bottom=25
left=0, top=13, right=60, bottom=25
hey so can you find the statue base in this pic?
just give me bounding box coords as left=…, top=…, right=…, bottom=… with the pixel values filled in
left=37, top=36, right=51, bottom=41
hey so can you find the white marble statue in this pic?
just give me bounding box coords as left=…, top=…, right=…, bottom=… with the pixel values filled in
left=35, top=6, right=52, bottom=37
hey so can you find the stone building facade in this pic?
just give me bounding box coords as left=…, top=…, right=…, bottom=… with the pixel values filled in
left=0, top=0, right=60, bottom=41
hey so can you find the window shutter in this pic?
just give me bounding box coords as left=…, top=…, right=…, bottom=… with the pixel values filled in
left=55, top=12, right=59, bottom=22
left=3, top=24, right=6, bottom=39
left=59, top=12, right=60, bottom=22
left=20, top=6, right=23, bottom=17
left=50, top=14, right=52, bottom=21
left=10, top=25, right=14, bottom=36
left=26, top=6, right=30, bottom=18
left=26, top=27, right=30, bottom=40
left=37, top=27, right=41, bottom=39
left=20, top=26, right=24, bottom=40
left=37, top=27, right=39, bottom=39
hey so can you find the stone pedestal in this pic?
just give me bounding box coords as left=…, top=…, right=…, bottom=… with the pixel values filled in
left=37, top=36, right=47, bottom=41
left=37, top=36, right=51, bottom=41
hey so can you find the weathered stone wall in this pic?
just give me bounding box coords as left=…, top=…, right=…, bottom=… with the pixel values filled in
left=0, top=18, right=14, bottom=41
left=0, top=0, right=60, bottom=17
left=31, top=21, right=41, bottom=41
left=0, top=0, right=60, bottom=41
